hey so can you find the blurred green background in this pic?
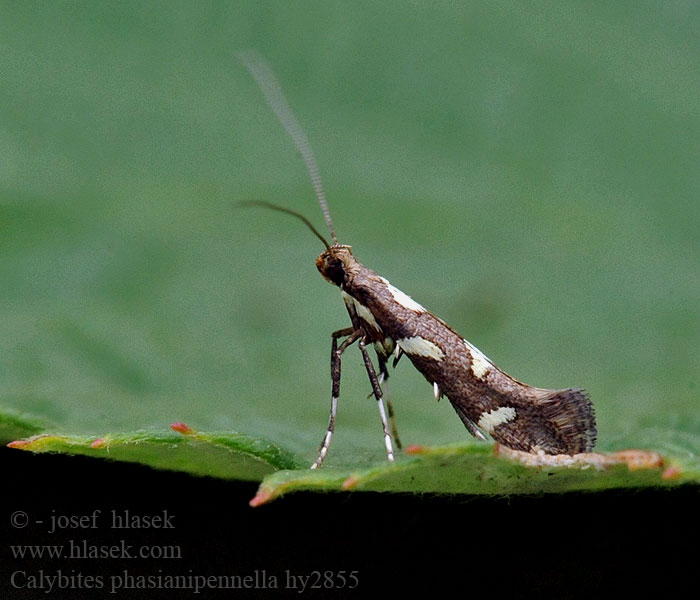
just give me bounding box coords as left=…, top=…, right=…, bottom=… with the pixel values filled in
left=1, top=1, right=698, bottom=466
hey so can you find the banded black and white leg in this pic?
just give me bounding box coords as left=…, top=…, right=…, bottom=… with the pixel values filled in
left=311, top=327, right=359, bottom=469
left=375, top=353, right=402, bottom=450
left=358, top=339, right=395, bottom=463
left=311, top=329, right=397, bottom=469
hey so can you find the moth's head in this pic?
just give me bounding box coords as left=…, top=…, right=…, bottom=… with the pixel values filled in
left=316, top=244, right=354, bottom=287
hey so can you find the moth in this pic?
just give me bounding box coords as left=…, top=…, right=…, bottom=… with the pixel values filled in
left=239, top=51, right=597, bottom=468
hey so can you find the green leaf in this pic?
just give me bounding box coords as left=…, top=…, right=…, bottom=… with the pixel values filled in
left=8, top=426, right=301, bottom=482
left=9, top=424, right=698, bottom=504
left=250, top=441, right=698, bottom=505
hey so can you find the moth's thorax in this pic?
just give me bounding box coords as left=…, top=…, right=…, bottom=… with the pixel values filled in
left=315, top=244, right=361, bottom=287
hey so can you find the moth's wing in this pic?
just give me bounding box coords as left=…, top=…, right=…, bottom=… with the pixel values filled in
left=463, top=387, right=597, bottom=455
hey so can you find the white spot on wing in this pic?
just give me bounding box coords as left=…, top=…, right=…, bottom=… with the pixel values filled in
left=342, top=291, right=381, bottom=332
left=397, top=336, right=444, bottom=361
left=477, top=406, right=516, bottom=434
left=379, top=277, right=425, bottom=313
left=433, top=382, right=441, bottom=400
left=464, top=339, right=492, bottom=379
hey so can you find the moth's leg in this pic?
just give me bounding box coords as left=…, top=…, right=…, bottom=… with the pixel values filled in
left=358, top=339, right=395, bottom=462
left=375, top=354, right=402, bottom=450
left=450, top=400, right=488, bottom=441
left=311, top=327, right=360, bottom=469
left=385, top=384, right=402, bottom=451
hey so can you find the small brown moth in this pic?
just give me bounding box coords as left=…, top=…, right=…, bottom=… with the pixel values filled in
left=239, top=51, right=596, bottom=468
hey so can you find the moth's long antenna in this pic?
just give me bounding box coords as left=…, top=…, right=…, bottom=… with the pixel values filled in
left=239, top=200, right=331, bottom=251
left=237, top=50, right=338, bottom=245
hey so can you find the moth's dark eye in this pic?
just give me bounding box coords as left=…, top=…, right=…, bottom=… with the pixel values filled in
left=326, top=259, right=345, bottom=286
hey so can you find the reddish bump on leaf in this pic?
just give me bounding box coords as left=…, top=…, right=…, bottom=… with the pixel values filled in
left=662, top=465, right=683, bottom=480
left=609, top=450, right=663, bottom=470
left=7, top=439, right=31, bottom=449
left=342, top=475, right=360, bottom=490
left=404, top=444, right=427, bottom=455
left=90, top=438, right=106, bottom=449
left=249, top=490, right=272, bottom=507
left=170, top=422, right=195, bottom=435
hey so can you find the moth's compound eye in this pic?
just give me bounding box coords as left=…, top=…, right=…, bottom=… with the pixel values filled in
left=315, top=252, right=347, bottom=286
left=326, top=259, right=345, bottom=286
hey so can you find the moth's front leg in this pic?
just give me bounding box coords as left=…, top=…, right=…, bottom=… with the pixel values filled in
left=358, top=339, right=395, bottom=463
left=311, top=327, right=361, bottom=469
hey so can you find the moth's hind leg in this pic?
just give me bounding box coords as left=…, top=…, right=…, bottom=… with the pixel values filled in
left=358, top=339, right=395, bottom=463
left=375, top=354, right=402, bottom=450
left=311, top=327, right=360, bottom=469
left=385, top=389, right=402, bottom=451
